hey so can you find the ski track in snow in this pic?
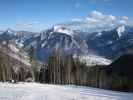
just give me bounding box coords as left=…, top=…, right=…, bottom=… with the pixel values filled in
left=0, top=82, right=133, bottom=100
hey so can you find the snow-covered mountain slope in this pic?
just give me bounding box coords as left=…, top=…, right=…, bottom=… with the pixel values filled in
left=22, top=27, right=112, bottom=64
left=86, top=25, right=133, bottom=59
left=23, top=28, right=89, bottom=61
left=77, top=55, right=112, bottom=65
left=1, top=24, right=133, bottom=65
left=0, top=27, right=113, bottom=65
left=117, top=26, right=125, bottom=38
left=0, top=46, right=32, bottom=82
left=0, top=82, right=132, bottom=100
left=0, top=41, right=30, bottom=66
left=53, top=25, right=74, bottom=36
left=0, top=29, right=37, bottom=46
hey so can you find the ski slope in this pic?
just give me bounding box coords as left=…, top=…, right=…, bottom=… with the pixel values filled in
left=0, top=82, right=133, bottom=100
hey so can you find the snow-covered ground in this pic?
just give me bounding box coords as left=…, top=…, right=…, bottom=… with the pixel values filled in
left=77, top=55, right=112, bottom=66
left=0, top=82, right=132, bottom=100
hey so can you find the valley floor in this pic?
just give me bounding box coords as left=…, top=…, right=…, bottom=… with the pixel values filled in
left=0, top=82, right=133, bottom=100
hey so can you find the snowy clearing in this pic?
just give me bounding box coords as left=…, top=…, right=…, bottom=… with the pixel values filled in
left=0, top=82, right=133, bottom=100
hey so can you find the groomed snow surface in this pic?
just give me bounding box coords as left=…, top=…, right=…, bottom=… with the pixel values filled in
left=0, top=82, right=133, bottom=100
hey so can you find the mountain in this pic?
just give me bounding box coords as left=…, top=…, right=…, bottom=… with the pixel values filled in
left=53, top=11, right=133, bottom=60
left=23, top=26, right=89, bottom=61
left=86, top=25, right=133, bottom=59
left=47, top=24, right=133, bottom=61
left=0, top=29, right=36, bottom=66
left=1, top=24, right=133, bottom=65
left=0, top=29, right=37, bottom=48
left=0, top=29, right=16, bottom=42
left=0, top=42, right=32, bottom=82
left=2, top=11, right=133, bottom=65
left=0, top=39, right=30, bottom=66
left=21, top=25, right=113, bottom=65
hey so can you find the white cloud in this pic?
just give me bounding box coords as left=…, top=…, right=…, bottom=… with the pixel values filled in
left=87, top=11, right=130, bottom=28
left=15, top=21, right=44, bottom=32
left=16, top=21, right=40, bottom=28
left=122, top=16, right=129, bottom=20
left=16, top=22, right=32, bottom=28
left=71, top=18, right=82, bottom=22
left=85, top=11, right=119, bottom=29
left=119, top=16, right=129, bottom=25
left=119, top=20, right=127, bottom=25
left=108, top=15, right=116, bottom=20
left=86, top=17, right=99, bottom=23
left=87, top=11, right=116, bottom=21
left=60, top=10, right=132, bottom=32
left=86, top=11, right=116, bottom=27
left=89, top=11, right=105, bottom=20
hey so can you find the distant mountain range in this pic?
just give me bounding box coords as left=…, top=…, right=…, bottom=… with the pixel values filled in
left=0, top=23, right=133, bottom=65
left=86, top=25, right=133, bottom=59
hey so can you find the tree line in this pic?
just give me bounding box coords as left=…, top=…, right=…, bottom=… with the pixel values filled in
left=0, top=47, right=133, bottom=92
left=0, top=51, right=32, bottom=82
left=37, top=50, right=133, bottom=92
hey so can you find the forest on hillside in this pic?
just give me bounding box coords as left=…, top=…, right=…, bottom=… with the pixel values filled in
left=0, top=49, right=133, bottom=92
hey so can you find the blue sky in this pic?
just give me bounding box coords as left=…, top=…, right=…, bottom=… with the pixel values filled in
left=0, top=0, right=132, bottom=32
